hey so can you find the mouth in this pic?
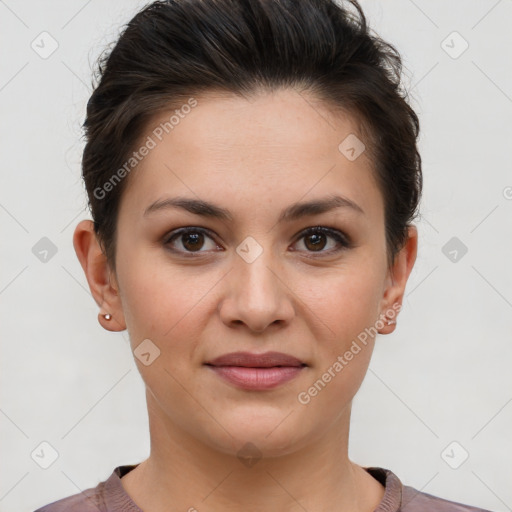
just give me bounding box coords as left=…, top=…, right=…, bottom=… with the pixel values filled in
left=204, top=351, right=307, bottom=390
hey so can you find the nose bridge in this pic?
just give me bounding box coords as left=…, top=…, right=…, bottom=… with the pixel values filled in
left=235, top=234, right=282, bottom=302
left=220, top=234, right=294, bottom=331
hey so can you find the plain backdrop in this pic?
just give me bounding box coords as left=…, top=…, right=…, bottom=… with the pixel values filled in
left=1, top=1, right=511, bottom=511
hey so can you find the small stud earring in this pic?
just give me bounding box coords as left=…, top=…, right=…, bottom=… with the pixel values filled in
left=386, top=319, right=396, bottom=325
left=103, top=313, right=112, bottom=321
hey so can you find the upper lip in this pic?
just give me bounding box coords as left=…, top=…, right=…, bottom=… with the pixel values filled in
left=205, top=351, right=306, bottom=368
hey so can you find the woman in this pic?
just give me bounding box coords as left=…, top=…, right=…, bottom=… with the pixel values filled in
left=36, top=0, right=492, bottom=510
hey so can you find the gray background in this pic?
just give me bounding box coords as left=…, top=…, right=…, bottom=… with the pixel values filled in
left=1, top=1, right=511, bottom=511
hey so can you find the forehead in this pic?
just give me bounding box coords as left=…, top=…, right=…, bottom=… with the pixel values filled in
left=119, top=88, right=383, bottom=223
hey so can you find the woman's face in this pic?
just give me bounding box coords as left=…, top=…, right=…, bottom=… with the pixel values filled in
left=94, top=88, right=415, bottom=457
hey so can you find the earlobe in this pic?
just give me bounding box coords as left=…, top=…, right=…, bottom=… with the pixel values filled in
left=377, top=225, right=418, bottom=335
left=73, top=219, right=126, bottom=332
left=97, top=310, right=126, bottom=332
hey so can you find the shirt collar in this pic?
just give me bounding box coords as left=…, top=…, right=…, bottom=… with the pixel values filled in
left=107, top=464, right=404, bottom=512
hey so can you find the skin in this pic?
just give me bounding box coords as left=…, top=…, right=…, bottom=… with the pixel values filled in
left=74, top=87, right=417, bottom=512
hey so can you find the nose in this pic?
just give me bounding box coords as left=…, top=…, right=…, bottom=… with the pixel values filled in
left=218, top=246, right=295, bottom=333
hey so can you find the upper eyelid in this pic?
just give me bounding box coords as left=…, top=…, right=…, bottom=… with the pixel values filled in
left=294, top=226, right=352, bottom=250
left=300, top=225, right=349, bottom=240
left=165, top=226, right=217, bottom=243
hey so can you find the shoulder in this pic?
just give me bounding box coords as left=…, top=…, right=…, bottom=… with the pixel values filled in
left=365, top=467, right=494, bottom=512
left=33, top=465, right=140, bottom=512
left=33, top=481, right=107, bottom=512
left=401, top=483, right=494, bottom=511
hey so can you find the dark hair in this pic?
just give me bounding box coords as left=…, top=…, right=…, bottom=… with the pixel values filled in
left=82, top=0, right=422, bottom=272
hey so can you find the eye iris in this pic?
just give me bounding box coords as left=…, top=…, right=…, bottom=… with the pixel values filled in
left=305, top=232, right=326, bottom=251
left=183, top=232, right=204, bottom=251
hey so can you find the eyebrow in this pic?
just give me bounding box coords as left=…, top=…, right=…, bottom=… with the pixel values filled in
left=143, top=194, right=364, bottom=222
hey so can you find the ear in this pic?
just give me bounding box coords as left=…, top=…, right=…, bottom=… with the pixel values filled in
left=377, top=225, right=418, bottom=334
left=73, top=219, right=126, bottom=332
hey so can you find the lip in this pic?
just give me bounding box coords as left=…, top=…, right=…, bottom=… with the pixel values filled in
left=205, top=351, right=307, bottom=390
left=205, top=351, right=305, bottom=368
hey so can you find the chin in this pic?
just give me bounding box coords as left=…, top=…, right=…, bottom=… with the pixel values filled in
left=200, top=408, right=313, bottom=459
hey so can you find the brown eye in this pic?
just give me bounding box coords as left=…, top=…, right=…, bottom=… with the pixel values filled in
left=293, top=227, right=351, bottom=255
left=182, top=232, right=204, bottom=251
left=165, top=228, right=220, bottom=254
left=304, top=232, right=327, bottom=251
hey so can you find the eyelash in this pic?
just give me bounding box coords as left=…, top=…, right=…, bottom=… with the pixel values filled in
left=163, top=226, right=352, bottom=257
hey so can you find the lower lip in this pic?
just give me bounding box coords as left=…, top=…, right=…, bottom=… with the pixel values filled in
left=207, top=365, right=305, bottom=390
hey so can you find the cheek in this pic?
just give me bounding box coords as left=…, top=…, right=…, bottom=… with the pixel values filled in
left=294, top=260, right=383, bottom=395
left=299, top=265, right=382, bottom=346
left=116, top=251, right=221, bottom=346
left=294, top=274, right=379, bottom=425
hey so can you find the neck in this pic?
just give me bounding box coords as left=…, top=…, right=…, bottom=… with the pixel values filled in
left=121, top=393, right=384, bottom=512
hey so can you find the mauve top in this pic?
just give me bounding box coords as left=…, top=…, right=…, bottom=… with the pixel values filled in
left=34, top=465, right=493, bottom=511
